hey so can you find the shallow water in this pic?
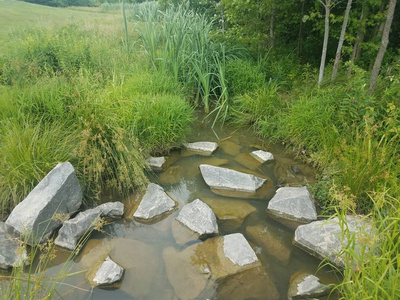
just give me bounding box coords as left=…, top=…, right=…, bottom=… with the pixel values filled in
left=31, top=123, right=339, bottom=299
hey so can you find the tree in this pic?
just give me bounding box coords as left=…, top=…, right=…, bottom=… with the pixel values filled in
left=317, top=0, right=332, bottom=85
left=331, top=0, right=353, bottom=82
left=368, top=0, right=397, bottom=94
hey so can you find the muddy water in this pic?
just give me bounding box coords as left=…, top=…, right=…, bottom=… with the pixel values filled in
left=40, top=124, right=339, bottom=299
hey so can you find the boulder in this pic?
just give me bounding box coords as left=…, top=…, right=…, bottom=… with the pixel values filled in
left=98, top=202, right=124, bottom=218
left=176, top=199, right=218, bottom=237
left=92, top=256, right=124, bottom=286
left=163, top=233, right=261, bottom=300
left=199, top=165, right=267, bottom=198
left=55, top=207, right=102, bottom=251
left=202, top=197, right=256, bottom=231
left=133, top=183, right=177, bottom=221
left=294, top=216, right=373, bottom=268
left=0, top=222, right=28, bottom=269
left=288, top=272, right=332, bottom=299
left=250, top=150, right=274, bottom=163
left=246, top=224, right=291, bottom=264
left=184, top=141, right=218, bottom=156
left=146, top=157, right=166, bottom=172
left=6, top=162, right=82, bottom=245
left=266, top=186, right=317, bottom=229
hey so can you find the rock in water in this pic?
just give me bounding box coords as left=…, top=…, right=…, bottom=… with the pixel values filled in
left=176, top=199, right=218, bottom=237
left=223, top=233, right=259, bottom=267
left=266, top=186, right=317, bottom=229
left=133, top=183, right=177, bottom=220
left=199, top=165, right=266, bottom=198
left=92, top=256, right=124, bottom=286
left=184, top=141, right=218, bottom=156
left=146, top=157, right=166, bottom=172
left=55, top=208, right=102, bottom=251
left=0, top=222, right=28, bottom=269
left=294, top=215, right=373, bottom=268
left=288, top=272, right=332, bottom=299
left=97, top=202, right=124, bottom=218
left=6, top=162, right=82, bottom=245
left=250, top=150, right=275, bottom=163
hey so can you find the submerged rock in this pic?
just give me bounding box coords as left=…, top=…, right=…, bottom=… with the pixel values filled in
left=199, top=165, right=267, bottom=198
left=176, top=199, right=218, bottom=237
left=246, top=224, right=291, bottom=264
left=146, top=156, right=166, bottom=172
left=266, top=186, right=317, bottom=229
left=6, top=162, right=82, bottom=245
left=294, top=215, right=373, bottom=268
left=92, top=256, right=124, bottom=286
left=0, top=222, right=28, bottom=269
left=202, top=197, right=256, bottom=231
left=250, top=150, right=275, bottom=163
left=163, top=233, right=262, bottom=300
left=184, top=141, right=218, bottom=156
left=219, top=140, right=242, bottom=157
left=55, top=207, right=102, bottom=251
left=133, top=183, right=177, bottom=221
left=288, top=272, right=332, bottom=299
left=158, top=166, right=183, bottom=185
left=234, top=153, right=263, bottom=170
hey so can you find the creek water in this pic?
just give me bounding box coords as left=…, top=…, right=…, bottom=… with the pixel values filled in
left=33, top=122, right=339, bottom=299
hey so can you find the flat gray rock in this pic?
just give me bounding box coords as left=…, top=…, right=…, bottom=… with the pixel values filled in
left=250, top=150, right=274, bottom=163
left=176, top=199, right=218, bottom=237
left=267, top=187, right=317, bottom=226
left=146, top=157, right=166, bottom=172
left=133, top=183, right=176, bottom=220
left=0, top=222, right=28, bottom=269
left=93, top=256, right=124, bottom=286
left=98, top=202, right=124, bottom=218
left=6, top=162, right=82, bottom=245
left=199, top=165, right=266, bottom=198
left=223, top=233, right=259, bottom=267
left=294, top=215, right=373, bottom=268
left=288, top=273, right=332, bottom=299
left=55, top=207, right=101, bottom=250
left=185, top=141, right=218, bottom=155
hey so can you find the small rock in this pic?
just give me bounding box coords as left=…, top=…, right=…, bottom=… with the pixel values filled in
left=146, top=157, right=166, bottom=172
left=223, top=233, right=259, bottom=267
left=199, top=165, right=267, bottom=198
left=0, top=222, right=28, bottom=269
left=98, top=202, right=124, bottom=218
left=288, top=272, right=332, bottom=299
left=184, top=141, right=218, bottom=156
left=294, top=215, right=373, bottom=268
left=176, top=199, right=218, bottom=237
left=250, top=150, right=275, bottom=163
left=291, top=166, right=301, bottom=174
left=133, top=183, right=177, bottom=220
left=266, top=186, right=317, bottom=228
left=6, top=162, right=82, bottom=245
left=92, top=256, right=124, bottom=286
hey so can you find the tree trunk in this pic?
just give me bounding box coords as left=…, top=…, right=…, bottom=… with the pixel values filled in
left=297, top=0, right=306, bottom=57
left=368, top=0, right=397, bottom=94
left=331, top=0, right=353, bottom=82
left=318, top=0, right=330, bottom=85
left=348, top=4, right=367, bottom=77
left=270, top=3, right=275, bottom=48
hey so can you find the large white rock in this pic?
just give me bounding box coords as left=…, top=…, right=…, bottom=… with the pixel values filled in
left=54, top=207, right=101, bottom=250
left=288, top=273, right=332, bottom=300
left=6, top=162, right=82, bottom=245
left=199, top=165, right=267, bottom=198
left=223, top=233, right=259, bottom=267
left=176, top=199, right=218, bottom=237
left=93, top=256, right=124, bottom=286
left=185, top=141, right=218, bottom=156
left=0, top=222, right=28, bottom=269
left=294, top=215, right=373, bottom=268
left=250, top=150, right=274, bottom=163
left=146, top=157, right=166, bottom=172
left=133, top=183, right=176, bottom=220
left=267, top=186, right=317, bottom=228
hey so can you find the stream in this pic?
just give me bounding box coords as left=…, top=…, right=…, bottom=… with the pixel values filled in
left=34, top=122, right=339, bottom=299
